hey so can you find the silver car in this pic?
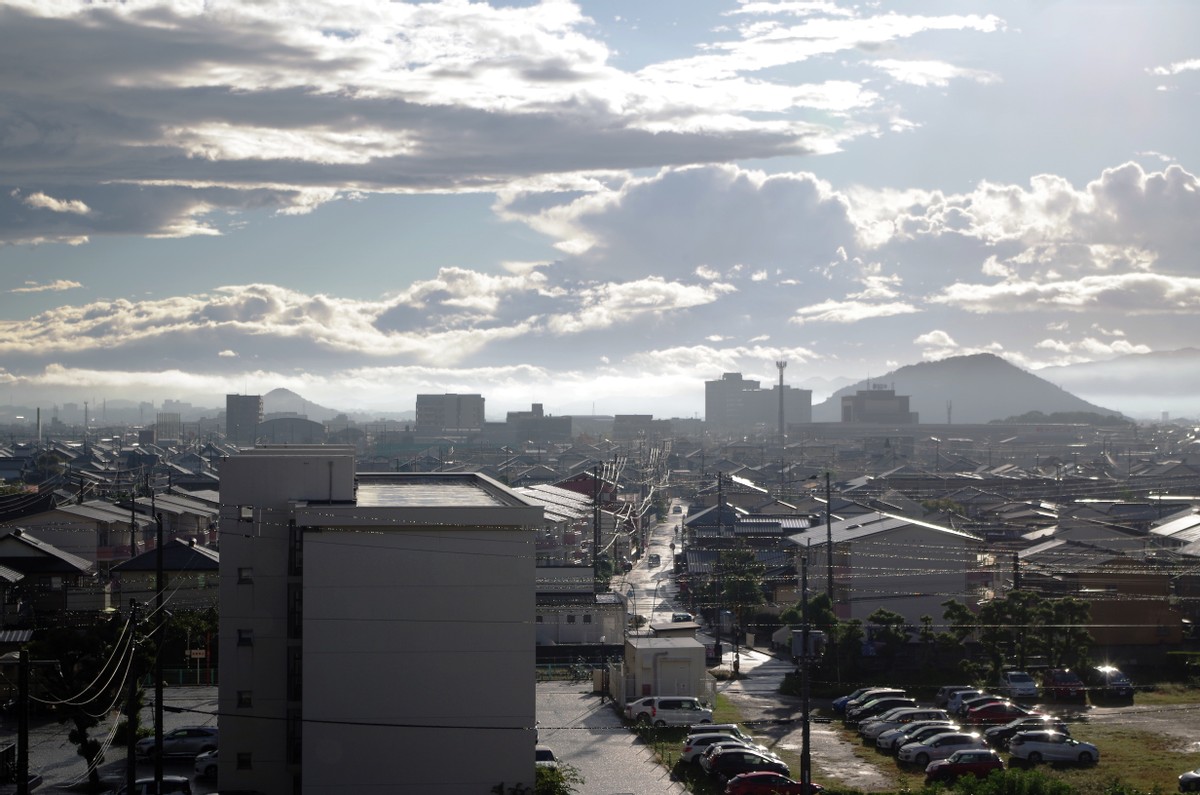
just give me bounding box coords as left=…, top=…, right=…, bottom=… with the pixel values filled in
left=134, top=726, right=218, bottom=759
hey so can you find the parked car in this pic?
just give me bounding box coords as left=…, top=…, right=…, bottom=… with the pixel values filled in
left=998, top=670, right=1039, bottom=699
left=681, top=733, right=768, bottom=765
left=689, top=723, right=756, bottom=743
left=1041, top=668, right=1086, bottom=701
left=846, top=696, right=916, bottom=723
left=934, top=685, right=976, bottom=709
left=897, top=731, right=987, bottom=767
left=724, top=771, right=823, bottom=794
left=833, top=686, right=893, bottom=714
left=861, top=708, right=949, bottom=740
left=876, top=721, right=958, bottom=754
left=843, top=688, right=905, bottom=715
left=946, top=689, right=987, bottom=715
left=672, top=612, right=695, bottom=623
left=112, top=776, right=193, bottom=795
left=956, top=694, right=1006, bottom=718
left=702, top=746, right=789, bottom=781
left=1008, top=730, right=1098, bottom=764
left=194, top=748, right=218, bottom=779
left=1085, top=664, right=1135, bottom=701
left=984, top=716, right=1069, bottom=748
left=133, top=726, right=218, bottom=759
left=965, top=700, right=1038, bottom=726
left=625, top=696, right=713, bottom=727
left=1179, top=765, right=1200, bottom=791
left=647, top=553, right=661, bottom=567
left=925, top=748, right=1005, bottom=782
left=535, top=745, right=559, bottom=769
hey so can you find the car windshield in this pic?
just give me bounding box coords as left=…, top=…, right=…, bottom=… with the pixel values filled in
left=1009, top=673, right=1033, bottom=682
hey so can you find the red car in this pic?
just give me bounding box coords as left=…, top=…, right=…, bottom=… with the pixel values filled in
left=925, top=748, right=1005, bottom=782
left=965, top=700, right=1037, bottom=725
left=725, top=771, right=824, bottom=794
left=1042, top=668, right=1086, bottom=701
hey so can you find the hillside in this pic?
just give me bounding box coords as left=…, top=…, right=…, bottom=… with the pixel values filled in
left=811, top=353, right=1122, bottom=424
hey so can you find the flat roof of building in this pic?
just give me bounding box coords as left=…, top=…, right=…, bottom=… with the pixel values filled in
left=356, top=475, right=516, bottom=508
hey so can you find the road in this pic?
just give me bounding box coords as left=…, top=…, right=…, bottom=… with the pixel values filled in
left=2, top=687, right=220, bottom=794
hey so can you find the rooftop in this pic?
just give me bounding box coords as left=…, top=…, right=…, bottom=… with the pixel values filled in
left=355, top=475, right=515, bottom=508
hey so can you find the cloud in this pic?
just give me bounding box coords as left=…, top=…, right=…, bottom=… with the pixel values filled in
left=930, top=273, right=1200, bottom=315
left=868, top=59, right=999, bottom=88
left=0, top=1, right=1007, bottom=243
left=9, top=279, right=82, bottom=294
left=1149, top=58, right=1200, bottom=76
left=791, top=298, right=917, bottom=325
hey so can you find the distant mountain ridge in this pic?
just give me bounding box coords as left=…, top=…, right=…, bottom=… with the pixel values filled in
left=811, top=353, right=1123, bottom=424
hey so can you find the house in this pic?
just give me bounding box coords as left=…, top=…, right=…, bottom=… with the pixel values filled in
left=621, top=633, right=709, bottom=702
left=0, top=528, right=107, bottom=620
left=109, top=538, right=219, bottom=610
left=0, top=498, right=154, bottom=568
left=789, top=510, right=984, bottom=627
left=217, top=445, right=541, bottom=795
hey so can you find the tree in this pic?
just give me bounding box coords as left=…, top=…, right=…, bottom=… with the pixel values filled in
left=1041, top=596, right=1092, bottom=670
left=535, top=762, right=584, bottom=795
left=29, top=614, right=142, bottom=790
left=866, top=608, right=910, bottom=665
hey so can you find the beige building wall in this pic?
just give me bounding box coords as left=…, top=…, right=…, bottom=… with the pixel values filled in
left=219, top=446, right=540, bottom=795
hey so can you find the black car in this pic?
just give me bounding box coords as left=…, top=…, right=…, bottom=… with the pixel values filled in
left=846, top=697, right=916, bottom=723
left=1084, top=665, right=1134, bottom=701
left=704, top=747, right=790, bottom=782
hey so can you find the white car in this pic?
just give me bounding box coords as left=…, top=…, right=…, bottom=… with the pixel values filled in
left=194, top=748, right=218, bottom=779
left=877, top=721, right=958, bottom=753
left=999, top=670, right=1039, bottom=699
left=681, top=734, right=754, bottom=764
left=860, top=708, right=949, bottom=740
left=624, top=696, right=713, bottom=727
left=535, top=745, right=559, bottom=769
left=946, top=689, right=986, bottom=715
left=1008, top=730, right=1099, bottom=764
left=897, top=731, right=986, bottom=767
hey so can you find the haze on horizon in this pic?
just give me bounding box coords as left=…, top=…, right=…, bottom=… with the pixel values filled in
left=1, top=1, right=1198, bottom=420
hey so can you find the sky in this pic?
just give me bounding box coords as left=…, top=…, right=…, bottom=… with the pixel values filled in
left=1, top=0, right=1198, bottom=420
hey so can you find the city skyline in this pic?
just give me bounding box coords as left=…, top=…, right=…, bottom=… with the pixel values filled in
left=2, top=1, right=1198, bottom=419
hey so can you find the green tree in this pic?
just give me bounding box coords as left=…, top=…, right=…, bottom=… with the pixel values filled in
left=535, top=762, right=584, bottom=795
left=30, top=614, right=142, bottom=790
left=717, top=547, right=765, bottom=648
left=866, top=608, right=910, bottom=665
left=1041, top=596, right=1093, bottom=670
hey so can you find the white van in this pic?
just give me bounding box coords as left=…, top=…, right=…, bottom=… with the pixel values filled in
left=625, top=696, right=712, bottom=727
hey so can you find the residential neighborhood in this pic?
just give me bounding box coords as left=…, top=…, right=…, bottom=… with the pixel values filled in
left=1, top=382, right=1199, bottom=793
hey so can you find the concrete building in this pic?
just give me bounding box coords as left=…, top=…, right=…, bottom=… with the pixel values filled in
left=840, top=384, right=919, bottom=424
left=225, top=394, right=263, bottom=446
left=218, top=446, right=541, bottom=794
left=415, top=393, right=485, bottom=440
left=790, top=510, right=983, bottom=628
left=705, top=372, right=812, bottom=436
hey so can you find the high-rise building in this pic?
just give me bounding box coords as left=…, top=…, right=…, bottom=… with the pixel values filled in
left=225, top=394, right=263, bottom=446
left=840, top=384, right=919, bottom=424
left=218, top=446, right=541, bottom=794
left=415, top=393, right=485, bottom=439
left=704, top=372, right=812, bottom=435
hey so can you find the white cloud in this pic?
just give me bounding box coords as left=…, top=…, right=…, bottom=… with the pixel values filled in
left=791, top=298, right=917, bottom=324
left=868, top=59, right=999, bottom=88
left=930, top=273, right=1200, bottom=315
left=9, top=279, right=83, bottom=294
left=1149, top=58, right=1200, bottom=76
left=18, top=191, right=92, bottom=215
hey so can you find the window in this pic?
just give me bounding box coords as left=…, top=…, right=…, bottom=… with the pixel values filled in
left=583, top=614, right=592, bottom=624
left=236, top=752, right=252, bottom=770
left=239, top=506, right=253, bottom=522
left=566, top=614, right=576, bottom=624
left=237, top=690, right=253, bottom=708
left=237, top=567, right=253, bottom=584
left=535, top=615, right=543, bottom=623
left=237, top=629, right=254, bottom=647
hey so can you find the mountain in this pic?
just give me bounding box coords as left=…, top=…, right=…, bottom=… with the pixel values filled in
left=262, top=388, right=341, bottom=421
left=1037, top=348, right=1200, bottom=421
left=811, top=353, right=1123, bottom=424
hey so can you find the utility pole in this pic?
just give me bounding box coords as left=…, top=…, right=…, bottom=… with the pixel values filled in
left=825, top=472, right=833, bottom=603
left=800, top=553, right=811, bottom=787
left=154, top=510, right=165, bottom=791
left=126, top=600, right=140, bottom=795
left=17, top=650, right=28, bottom=795
left=776, top=360, right=787, bottom=444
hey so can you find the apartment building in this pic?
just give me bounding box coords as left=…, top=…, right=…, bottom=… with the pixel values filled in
left=225, top=394, right=263, bottom=446
left=218, top=446, right=541, bottom=794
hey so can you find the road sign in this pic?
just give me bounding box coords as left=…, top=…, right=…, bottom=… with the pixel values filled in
left=188, top=649, right=207, bottom=659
